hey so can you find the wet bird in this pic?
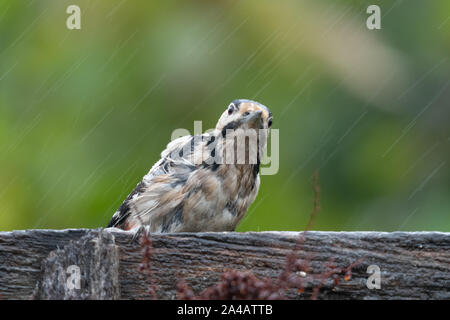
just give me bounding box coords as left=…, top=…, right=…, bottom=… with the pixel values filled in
left=107, top=99, right=273, bottom=233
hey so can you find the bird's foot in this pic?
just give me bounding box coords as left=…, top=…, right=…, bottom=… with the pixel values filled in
left=131, top=225, right=150, bottom=244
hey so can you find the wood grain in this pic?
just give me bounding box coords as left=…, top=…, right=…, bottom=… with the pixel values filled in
left=0, top=228, right=449, bottom=299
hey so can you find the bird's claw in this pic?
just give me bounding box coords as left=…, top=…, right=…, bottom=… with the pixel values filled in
left=131, top=225, right=149, bottom=244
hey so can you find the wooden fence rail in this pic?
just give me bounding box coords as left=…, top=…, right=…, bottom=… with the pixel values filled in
left=0, top=228, right=449, bottom=299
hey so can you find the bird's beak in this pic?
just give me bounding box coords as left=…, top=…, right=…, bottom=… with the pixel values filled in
left=243, top=110, right=263, bottom=126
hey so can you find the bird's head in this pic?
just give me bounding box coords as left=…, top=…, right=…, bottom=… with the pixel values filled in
left=214, top=99, right=273, bottom=163
left=216, top=99, right=273, bottom=132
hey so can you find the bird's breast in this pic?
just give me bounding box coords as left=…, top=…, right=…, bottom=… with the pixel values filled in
left=182, top=163, right=260, bottom=231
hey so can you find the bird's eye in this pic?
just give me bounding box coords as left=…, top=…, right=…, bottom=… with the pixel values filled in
left=228, top=104, right=234, bottom=115
left=268, top=118, right=273, bottom=127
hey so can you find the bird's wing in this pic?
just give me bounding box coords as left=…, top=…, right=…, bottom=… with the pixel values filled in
left=107, top=133, right=215, bottom=229
left=144, top=134, right=196, bottom=182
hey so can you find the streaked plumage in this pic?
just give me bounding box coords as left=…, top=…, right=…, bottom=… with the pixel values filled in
left=107, top=99, right=273, bottom=233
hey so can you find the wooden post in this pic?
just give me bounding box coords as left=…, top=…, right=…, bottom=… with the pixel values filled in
left=0, top=228, right=449, bottom=299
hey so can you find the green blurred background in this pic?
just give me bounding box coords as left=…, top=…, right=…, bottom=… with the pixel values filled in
left=0, top=0, right=449, bottom=232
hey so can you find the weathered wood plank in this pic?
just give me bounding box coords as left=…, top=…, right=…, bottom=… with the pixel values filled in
left=0, top=229, right=449, bottom=299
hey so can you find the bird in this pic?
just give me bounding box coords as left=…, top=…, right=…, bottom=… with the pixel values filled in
left=107, top=99, right=273, bottom=233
